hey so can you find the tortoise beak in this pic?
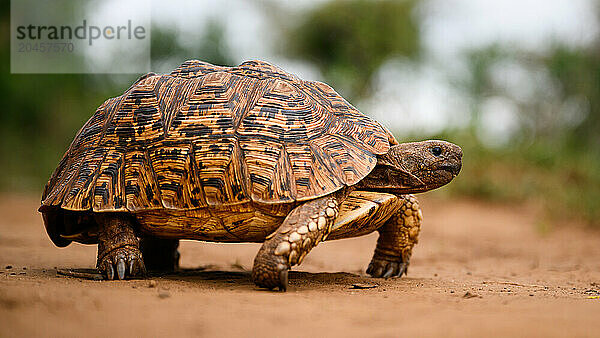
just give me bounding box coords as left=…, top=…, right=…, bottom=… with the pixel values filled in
left=442, top=146, right=462, bottom=177
left=441, top=162, right=461, bottom=177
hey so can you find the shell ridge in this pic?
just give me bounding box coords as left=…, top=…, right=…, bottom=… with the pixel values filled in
left=233, top=137, right=251, bottom=202
left=233, top=78, right=273, bottom=135
left=62, top=147, right=108, bottom=210
left=154, top=75, right=177, bottom=136
left=225, top=138, right=251, bottom=205
left=281, top=145, right=298, bottom=201
left=258, top=144, right=297, bottom=203
left=149, top=142, right=194, bottom=209
left=231, top=76, right=262, bottom=130
left=92, top=149, right=126, bottom=211
left=97, top=87, right=138, bottom=149
left=43, top=153, right=84, bottom=207
left=164, top=77, right=203, bottom=137
left=330, top=134, right=378, bottom=185
left=142, top=146, right=165, bottom=210
left=186, top=142, right=210, bottom=208
left=308, top=140, right=347, bottom=186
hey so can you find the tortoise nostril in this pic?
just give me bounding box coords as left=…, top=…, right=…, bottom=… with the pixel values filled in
left=454, top=162, right=462, bottom=175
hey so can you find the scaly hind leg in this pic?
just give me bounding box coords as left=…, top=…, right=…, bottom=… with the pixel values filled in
left=252, top=193, right=342, bottom=291
left=367, top=195, right=422, bottom=278
left=140, top=238, right=180, bottom=273
left=95, top=213, right=146, bottom=280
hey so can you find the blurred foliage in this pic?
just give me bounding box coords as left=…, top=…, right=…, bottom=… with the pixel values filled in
left=434, top=38, right=600, bottom=226
left=283, top=0, right=420, bottom=100
left=460, top=42, right=600, bottom=150
left=196, top=19, right=235, bottom=67
left=544, top=44, right=600, bottom=149
left=151, top=19, right=233, bottom=71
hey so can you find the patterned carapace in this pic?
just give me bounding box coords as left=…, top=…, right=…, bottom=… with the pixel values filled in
left=40, top=60, right=396, bottom=213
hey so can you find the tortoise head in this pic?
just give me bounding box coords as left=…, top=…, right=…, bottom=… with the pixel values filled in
left=357, top=140, right=462, bottom=194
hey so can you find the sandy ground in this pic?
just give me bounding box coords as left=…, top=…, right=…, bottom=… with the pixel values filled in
left=0, top=193, right=599, bottom=337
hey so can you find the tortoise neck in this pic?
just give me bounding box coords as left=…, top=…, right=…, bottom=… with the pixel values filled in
left=355, top=163, right=427, bottom=194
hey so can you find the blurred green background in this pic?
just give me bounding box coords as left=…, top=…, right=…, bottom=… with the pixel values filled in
left=2, top=0, right=599, bottom=226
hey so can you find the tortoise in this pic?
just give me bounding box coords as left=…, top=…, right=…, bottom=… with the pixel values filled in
left=39, top=60, right=462, bottom=291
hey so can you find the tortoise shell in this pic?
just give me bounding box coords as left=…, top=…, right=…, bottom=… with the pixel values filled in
left=40, top=60, right=397, bottom=214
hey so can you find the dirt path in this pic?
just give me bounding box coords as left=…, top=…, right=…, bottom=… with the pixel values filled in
left=1, top=194, right=599, bottom=337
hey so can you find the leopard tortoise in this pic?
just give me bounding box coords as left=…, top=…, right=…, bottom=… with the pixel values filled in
left=39, top=60, right=462, bottom=291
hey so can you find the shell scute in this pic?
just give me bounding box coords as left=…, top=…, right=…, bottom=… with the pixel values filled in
left=148, top=142, right=205, bottom=210
left=192, top=137, right=249, bottom=206
left=124, top=149, right=162, bottom=211
left=102, top=75, right=164, bottom=147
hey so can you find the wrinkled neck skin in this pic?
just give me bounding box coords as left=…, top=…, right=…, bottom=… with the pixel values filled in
left=356, top=140, right=463, bottom=195
left=355, top=164, right=428, bottom=194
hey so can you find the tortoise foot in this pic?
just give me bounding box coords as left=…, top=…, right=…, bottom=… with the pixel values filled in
left=97, top=246, right=146, bottom=280
left=252, top=251, right=289, bottom=291
left=366, top=256, right=408, bottom=278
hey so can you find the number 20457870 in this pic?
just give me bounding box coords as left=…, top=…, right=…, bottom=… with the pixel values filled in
left=17, top=42, right=74, bottom=53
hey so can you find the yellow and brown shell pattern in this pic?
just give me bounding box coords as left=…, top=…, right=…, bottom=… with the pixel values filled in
left=40, top=60, right=397, bottom=243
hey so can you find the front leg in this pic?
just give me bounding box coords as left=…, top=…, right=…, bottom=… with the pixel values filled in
left=252, top=193, right=342, bottom=291
left=367, top=195, right=422, bottom=278
left=95, top=213, right=146, bottom=280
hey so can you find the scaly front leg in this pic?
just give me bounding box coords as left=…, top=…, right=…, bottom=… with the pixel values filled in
left=252, top=193, right=342, bottom=291
left=367, top=194, right=422, bottom=278
left=96, top=213, right=146, bottom=280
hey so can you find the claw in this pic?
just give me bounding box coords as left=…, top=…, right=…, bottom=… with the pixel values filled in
left=107, top=264, right=115, bottom=280
left=98, top=247, right=145, bottom=280
left=398, top=262, right=408, bottom=277
left=366, top=263, right=373, bottom=275
left=367, top=258, right=409, bottom=278
left=382, top=264, right=395, bottom=278
left=138, top=261, right=148, bottom=277
left=117, top=258, right=126, bottom=280
left=278, top=266, right=288, bottom=292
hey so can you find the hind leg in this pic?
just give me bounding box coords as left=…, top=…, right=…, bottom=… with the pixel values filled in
left=95, top=213, right=146, bottom=280
left=140, top=238, right=180, bottom=272
left=366, top=195, right=422, bottom=278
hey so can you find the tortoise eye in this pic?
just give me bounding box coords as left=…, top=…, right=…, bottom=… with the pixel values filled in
left=431, top=146, right=442, bottom=156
